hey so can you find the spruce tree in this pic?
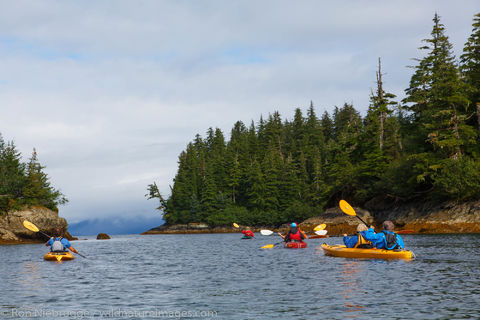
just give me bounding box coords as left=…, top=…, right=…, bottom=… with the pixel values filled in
left=405, top=14, right=474, bottom=160
left=0, top=141, right=26, bottom=212
left=460, top=13, right=480, bottom=132
left=23, top=149, right=68, bottom=210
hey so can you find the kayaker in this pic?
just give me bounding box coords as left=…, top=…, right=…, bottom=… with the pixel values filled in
left=343, top=224, right=373, bottom=248
left=242, top=227, right=254, bottom=238
left=363, top=220, right=405, bottom=250
left=278, top=222, right=306, bottom=242
left=45, top=228, right=79, bottom=254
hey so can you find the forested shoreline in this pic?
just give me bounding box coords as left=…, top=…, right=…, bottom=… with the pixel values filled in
left=148, top=13, right=480, bottom=227
left=0, top=135, right=67, bottom=214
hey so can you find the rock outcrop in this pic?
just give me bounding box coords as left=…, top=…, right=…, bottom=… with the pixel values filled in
left=368, top=200, right=480, bottom=233
left=96, top=233, right=111, bottom=240
left=301, top=206, right=374, bottom=235
left=142, top=223, right=239, bottom=234
left=142, top=200, right=480, bottom=235
left=0, top=206, right=75, bottom=244
left=302, top=200, right=480, bottom=235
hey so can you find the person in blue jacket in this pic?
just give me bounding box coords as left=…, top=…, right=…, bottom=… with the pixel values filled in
left=343, top=224, right=373, bottom=248
left=45, top=228, right=79, bottom=254
left=363, top=220, right=405, bottom=250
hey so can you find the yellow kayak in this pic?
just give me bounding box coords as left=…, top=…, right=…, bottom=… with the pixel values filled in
left=321, top=244, right=414, bottom=260
left=44, top=251, right=75, bottom=261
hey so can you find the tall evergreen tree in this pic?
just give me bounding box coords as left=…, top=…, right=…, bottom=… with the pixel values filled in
left=460, top=13, right=480, bottom=132
left=405, top=13, right=474, bottom=159
left=23, top=149, right=68, bottom=210
left=0, top=141, right=26, bottom=212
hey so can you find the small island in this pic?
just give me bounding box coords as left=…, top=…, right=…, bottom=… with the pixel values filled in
left=146, top=14, right=480, bottom=235
left=0, top=140, right=74, bottom=244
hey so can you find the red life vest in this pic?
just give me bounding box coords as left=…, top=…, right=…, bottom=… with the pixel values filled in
left=242, top=230, right=254, bottom=237
left=287, top=230, right=302, bottom=241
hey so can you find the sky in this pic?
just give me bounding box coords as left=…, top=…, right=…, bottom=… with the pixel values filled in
left=0, top=1, right=478, bottom=234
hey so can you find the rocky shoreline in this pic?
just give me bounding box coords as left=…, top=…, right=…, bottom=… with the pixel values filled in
left=143, top=200, right=480, bottom=235
left=0, top=206, right=75, bottom=245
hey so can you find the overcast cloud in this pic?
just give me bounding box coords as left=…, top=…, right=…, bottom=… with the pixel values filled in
left=0, top=1, right=478, bottom=233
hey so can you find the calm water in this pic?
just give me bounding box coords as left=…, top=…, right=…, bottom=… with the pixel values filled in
left=1, top=233, right=480, bottom=319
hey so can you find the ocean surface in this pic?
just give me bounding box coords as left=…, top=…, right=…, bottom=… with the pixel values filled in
left=1, top=233, right=479, bottom=319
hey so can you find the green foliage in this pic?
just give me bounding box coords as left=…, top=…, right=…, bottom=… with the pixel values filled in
left=147, top=12, right=480, bottom=227
left=0, top=138, right=68, bottom=214
left=432, top=157, right=480, bottom=200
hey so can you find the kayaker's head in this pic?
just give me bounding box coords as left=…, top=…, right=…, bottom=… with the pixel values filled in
left=290, top=222, right=298, bottom=232
left=245, top=227, right=251, bottom=231
left=53, top=228, right=62, bottom=237
left=383, top=220, right=394, bottom=231
left=357, top=224, right=368, bottom=232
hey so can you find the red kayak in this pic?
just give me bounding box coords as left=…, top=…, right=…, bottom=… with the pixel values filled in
left=284, top=242, right=307, bottom=249
left=308, top=235, right=329, bottom=239
left=397, top=230, right=414, bottom=234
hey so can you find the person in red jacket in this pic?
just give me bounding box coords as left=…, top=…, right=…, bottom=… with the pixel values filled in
left=278, top=223, right=306, bottom=242
left=242, top=227, right=254, bottom=238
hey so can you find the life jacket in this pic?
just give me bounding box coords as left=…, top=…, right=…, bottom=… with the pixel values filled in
left=382, top=231, right=399, bottom=250
left=286, top=230, right=303, bottom=242
left=51, top=237, right=65, bottom=252
left=353, top=232, right=373, bottom=249
left=242, top=230, right=254, bottom=237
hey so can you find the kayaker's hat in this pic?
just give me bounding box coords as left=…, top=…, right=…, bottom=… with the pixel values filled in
left=383, top=220, right=394, bottom=231
left=290, top=222, right=297, bottom=228
left=357, top=224, right=368, bottom=232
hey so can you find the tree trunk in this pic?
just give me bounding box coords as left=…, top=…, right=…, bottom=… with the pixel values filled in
left=379, top=111, right=385, bottom=149
left=452, top=105, right=461, bottom=159
left=477, top=102, right=480, bottom=133
left=377, top=57, right=385, bottom=150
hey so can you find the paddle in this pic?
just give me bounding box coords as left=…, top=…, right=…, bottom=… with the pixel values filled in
left=313, top=223, right=326, bottom=231
left=23, top=220, right=86, bottom=258
left=260, top=229, right=275, bottom=236
left=233, top=223, right=239, bottom=228
left=261, top=241, right=284, bottom=249
left=315, top=230, right=328, bottom=236
left=339, top=200, right=369, bottom=227
left=261, top=226, right=310, bottom=248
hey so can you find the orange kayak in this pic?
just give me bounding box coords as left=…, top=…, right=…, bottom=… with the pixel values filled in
left=321, top=244, right=414, bottom=260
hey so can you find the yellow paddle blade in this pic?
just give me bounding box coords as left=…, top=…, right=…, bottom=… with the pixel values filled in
left=261, top=244, right=274, bottom=249
left=233, top=223, right=239, bottom=228
left=23, top=220, right=39, bottom=232
left=339, top=200, right=357, bottom=216
left=55, top=255, right=62, bottom=262
left=313, top=223, right=326, bottom=231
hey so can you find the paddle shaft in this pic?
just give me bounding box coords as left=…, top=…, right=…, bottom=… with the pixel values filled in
left=355, top=215, right=369, bottom=227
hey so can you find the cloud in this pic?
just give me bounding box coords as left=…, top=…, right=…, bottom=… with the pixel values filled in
left=0, top=1, right=478, bottom=229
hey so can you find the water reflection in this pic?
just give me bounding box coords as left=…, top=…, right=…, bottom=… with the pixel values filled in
left=340, top=261, right=364, bottom=318
left=20, top=261, right=43, bottom=293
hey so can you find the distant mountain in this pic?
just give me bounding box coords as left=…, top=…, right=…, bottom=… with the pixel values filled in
left=68, top=216, right=165, bottom=236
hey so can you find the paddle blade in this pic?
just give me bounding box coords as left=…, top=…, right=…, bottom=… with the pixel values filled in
left=261, top=244, right=274, bottom=249
left=23, top=220, right=39, bottom=232
left=260, top=230, right=274, bottom=236
left=313, top=223, right=326, bottom=231
left=233, top=223, right=239, bottom=228
left=339, top=200, right=356, bottom=216
left=315, top=230, right=328, bottom=236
